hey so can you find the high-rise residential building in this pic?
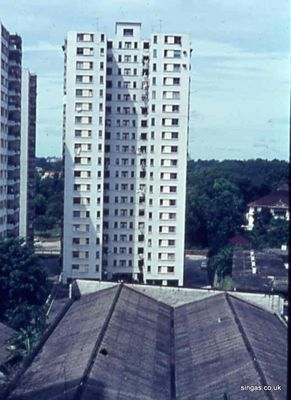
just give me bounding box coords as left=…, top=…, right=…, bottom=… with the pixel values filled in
left=0, top=23, right=22, bottom=238
left=19, top=69, right=37, bottom=241
left=0, top=22, right=36, bottom=240
left=0, top=24, right=9, bottom=238
left=62, top=22, right=191, bottom=286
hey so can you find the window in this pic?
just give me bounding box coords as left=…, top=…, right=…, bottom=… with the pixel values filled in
left=163, top=77, right=180, bottom=86
left=74, top=157, right=91, bottom=165
left=67, top=122, right=80, bottom=137
left=76, top=75, right=93, bottom=83
left=77, top=47, right=94, bottom=56
left=164, top=49, right=181, bottom=58
left=162, top=131, right=179, bottom=140
left=75, top=102, right=92, bottom=111
left=75, top=89, right=93, bottom=97
left=73, top=224, right=90, bottom=232
left=76, top=61, right=93, bottom=70
left=77, top=33, right=94, bottom=42
left=164, top=35, right=181, bottom=45
left=75, top=116, right=92, bottom=124
left=124, top=28, right=133, bottom=36
left=164, top=63, right=180, bottom=72
left=162, top=118, right=179, bottom=127
left=124, top=55, right=131, bottom=62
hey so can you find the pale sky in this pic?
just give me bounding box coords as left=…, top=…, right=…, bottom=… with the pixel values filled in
left=1, top=0, right=289, bottom=160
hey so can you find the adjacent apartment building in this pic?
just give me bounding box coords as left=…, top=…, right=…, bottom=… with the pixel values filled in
left=19, top=69, right=37, bottom=241
left=0, top=22, right=37, bottom=240
left=62, top=22, right=191, bottom=286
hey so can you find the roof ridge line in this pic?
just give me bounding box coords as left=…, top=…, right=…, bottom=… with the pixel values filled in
left=76, top=282, right=120, bottom=299
left=123, top=284, right=173, bottom=309
left=225, top=294, right=275, bottom=400
left=227, top=292, right=285, bottom=319
left=174, top=291, right=224, bottom=310
left=73, top=283, right=123, bottom=400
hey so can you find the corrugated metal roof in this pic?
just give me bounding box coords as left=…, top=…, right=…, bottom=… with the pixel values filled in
left=7, top=286, right=118, bottom=400
left=228, top=295, right=287, bottom=400
left=4, top=285, right=287, bottom=400
left=82, top=286, right=172, bottom=400
left=175, top=294, right=264, bottom=399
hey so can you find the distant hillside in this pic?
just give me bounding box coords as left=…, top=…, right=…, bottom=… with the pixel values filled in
left=36, top=157, right=62, bottom=173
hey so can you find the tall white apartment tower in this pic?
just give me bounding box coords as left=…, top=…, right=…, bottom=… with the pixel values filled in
left=0, top=23, right=22, bottom=238
left=63, top=22, right=191, bottom=286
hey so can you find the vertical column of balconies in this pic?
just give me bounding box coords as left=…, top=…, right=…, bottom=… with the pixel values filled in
left=142, top=33, right=191, bottom=286
left=103, top=25, right=144, bottom=282
left=0, top=25, right=10, bottom=237
left=20, top=69, right=37, bottom=241
left=62, top=32, right=107, bottom=281
left=7, top=34, right=22, bottom=236
left=134, top=49, right=150, bottom=282
left=26, top=74, right=37, bottom=241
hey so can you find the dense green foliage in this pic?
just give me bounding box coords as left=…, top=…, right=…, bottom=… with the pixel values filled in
left=207, top=246, right=234, bottom=286
left=0, top=238, right=49, bottom=330
left=186, top=159, right=288, bottom=249
left=250, top=210, right=288, bottom=249
left=35, top=172, right=63, bottom=235
left=186, top=159, right=288, bottom=286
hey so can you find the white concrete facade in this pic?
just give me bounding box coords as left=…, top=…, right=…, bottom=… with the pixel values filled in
left=62, top=22, right=191, bottom=286
left=0, top=23, right=22, bottom=238
left=0, top=24, right=9, bottom=237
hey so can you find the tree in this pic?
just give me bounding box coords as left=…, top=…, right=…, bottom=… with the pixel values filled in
left=185, top=159, right=288, bottom=250
left=186, top=187, right=208, bottom=248
left=249, top=217, right=288, bottom=249
left=34, top=172, right=64, bottom=235
left=253, top=208, right=272, bottom=236
left=35, top=193, right=47, bottom=216
left=0, top=238, right=49, bottom=329
left=206, top=179, right=243, bottom=251
left=207, top=246, right=233, bottom=286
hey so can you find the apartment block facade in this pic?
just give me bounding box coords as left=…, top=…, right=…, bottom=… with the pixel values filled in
left=0, top=22, right=36, bottom=240
left=63, top=22, right=191, bottom=286
left=19, top=69, right=37, bottom=241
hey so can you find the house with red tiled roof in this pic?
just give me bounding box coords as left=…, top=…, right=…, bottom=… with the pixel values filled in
left=245, top=184, right=289, bottom=230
